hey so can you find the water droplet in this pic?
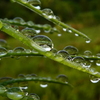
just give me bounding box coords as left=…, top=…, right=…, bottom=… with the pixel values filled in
left=0, top=85, right=7, bottom=94
left=68, top=29, right=72, bottom=33
left=85, top=39, right=91, bottom=43
left=27, top=21, right=34, bottom=26
left=57, top=34, right=62, bottom=37
left=56, top=74, right=68, bottom=83
left=43, top=24, right=51, bottom=33
left=34, top=6, right=41, bottom=9
left=63, top=28, right=67, bottom=31
left=75, top=33, right=79, bottom=36
left=96, top=60, right=100, bottom=66
left=0, top=47, right=7, bottom=56
left=96, top=53, right=100, bottom=58
left=21, top=28, right=36, bottom=37
left=57, top=50, right=70, bottom=59
left=35, top=30, right=41, bottom=34
left=28, top=0, right=41, bottom=5
left=83, top=60, right=91, bottom=68
left=0, top=39, right=7, bottom=48
left=32, top=35, right=54, bottom=51
left=7, top=87, right=24, bottom=100
left=84, top=50, right=92, bottom=57
left=13, top=17, right=25, bottom=24
left=90, top=75, right=100, bottom=83
left=26, top=49, right=31, bottom=54
left=64, top=46, right=78, bottom=55
left=72, top=56, right=85, bottom=66
left=42, top=8, right=55, bottom=19
left=40, top=84, right=48, bottom=88
left=28, top=93, right=40, bottom=100
left=13, top=47, right=26, bottom=53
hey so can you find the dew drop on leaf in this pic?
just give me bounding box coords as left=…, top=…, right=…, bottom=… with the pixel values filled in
left=40, top=84, right=48, bottom=88
left=28, top=93, right=40, bottom=100
left=57, top=34, right=62, bottom=37
left=0, top=85, right=7, bottom=94
left=84, top=50, right=92, bottom=57
left=56, top=74, right=68, bottom=83
left=27, top=21, right=34, bottom=26
left=83, top=60, right=91, bottom=68
left=96, top=60, right=100, bottom=66
left=7, top=87, right=24, bottom=100
left=68, top=29, right=72, bottom=33
left=64, top=46, right=78, bottom=55
left=0, top=47, right=7, bottom=56
left=72, top=56, right=85, bottom=66
left=21, top=28, right=36, bottom=37
left=13, top=47, right=26, bottom=53
left=75, top=33, right=79, bottom=37
left=0, top=39, right=7, bottom=48
left=85, top=39, right=91, bottom=43
left=35, top=30, right=41, bottom=34
left=21, top=0, right=28, bottom=3
left=28, top=0, right=41, bottom=5
left=13, top=17, right=25, bottom=24
left=96, top=53, right=100, bottom=58
left=57, top=50, right=70, bottom=59
left=32, top=35, right=54, bottom=51
left=63, top=28, right=67, bottom=31
left=42, top=8, right=55, bottom=19
left=90, top=75, right=100, bottom=83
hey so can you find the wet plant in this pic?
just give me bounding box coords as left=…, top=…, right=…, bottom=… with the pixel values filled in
left=0, top=0, right=100, bottom=100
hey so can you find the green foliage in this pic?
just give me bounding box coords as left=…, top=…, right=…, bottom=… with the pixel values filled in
left=0, top=0, right=100, bottom=100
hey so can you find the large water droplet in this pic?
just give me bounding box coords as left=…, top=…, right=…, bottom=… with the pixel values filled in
left=72, top=56, right=85, bottom=66
left=96, top=60, right=100, bottom=66
left=0, top=85, right=7, bottom=94
left=57, top=50, right=70, bottom=59
left=28, top=93, right=40, bottom=100
left=21, top=28, right=36, bottom=37
left=13, top=47, right=26, bottom=53
left=64, top=46, right=78, bottom=55
left=7, top=87, right=24, bottom=100
left=56, top=74, right=68, bottom=83
left=90, top=75, right=100, bottom=83
left=32, top=35, right=54, bottom=51
left=0, top=47, right=7, bottom=56
left=13, top=17, right=25, bottom=24
left=42, top=8, right=55, bottom=19
left=84, top=50, right=92, bottom=57
left=0, top=39, right=7, bottom=48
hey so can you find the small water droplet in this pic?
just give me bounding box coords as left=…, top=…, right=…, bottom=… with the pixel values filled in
left=83, top=60, right=91, bottom=68
left=44, top=24, right=51, bottom=33
left=13, top=17, right=25, bottom=24
left=84, top=50, right=92, bottom=57
left=85, top=39, right=91, bottom=43
left=63, top=28, right=67, bottom=31
left=21, top=0, right=28, bottom=3
left=0, top=47, right=7, bottom=56
left=21, top=28, right=36, bottom=37
left=75, top=33, right=79, bottom=36
left=28, top=0, right=41, bottom=5
left=27, top=21, right=34, bottom=26
left=32, top=35, right=54, bottom=51
left=0, top=85, right=7, bottom=94
left=40, top=84, right=48, bottom=88
left=0, top=39, right=7, bottom=48
left=90, top=75, right=100, bottom=83
left=68, top=29, right=72, bottom=33
left=42, top=8, right=55, bottom=19
left=13, top=47, right=26, bottom=53
left=96, top=53, right=100, bottom=58
left=57, top=50, right=70, bottom=59
left=72, top=56, right=85, bottom=66
left=64, top=46, right=78, bottom=55
left=56, top=74, right=68, bottom=83
left=28, top=93, right=40, bottom=100
left=57, top=34, right=62, bottom=37
left=96, top=60, right=100, bottom=66
left=7, top=87, right=24, bottom=100
left=35, top=30, right=41, bottom=34
left=34, top=6, right=41, bottom=9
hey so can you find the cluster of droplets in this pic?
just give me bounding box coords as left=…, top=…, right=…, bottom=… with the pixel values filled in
left=0, top=85, right=40, bottom=100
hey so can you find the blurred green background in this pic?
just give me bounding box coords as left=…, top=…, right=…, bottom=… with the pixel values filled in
left=0, top=0, right=100, bottom=100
